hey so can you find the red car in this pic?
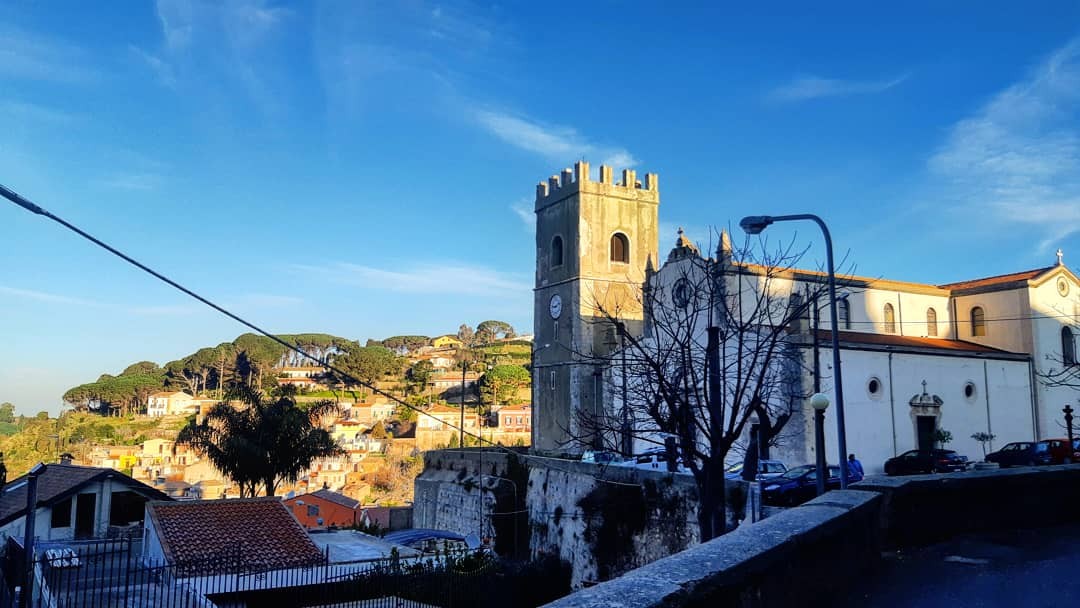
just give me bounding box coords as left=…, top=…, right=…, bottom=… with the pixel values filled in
left=1032, top=438, right=1080, bottom=465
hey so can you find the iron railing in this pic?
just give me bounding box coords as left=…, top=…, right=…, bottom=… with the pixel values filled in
left=0, top=537, right=501, bottom=608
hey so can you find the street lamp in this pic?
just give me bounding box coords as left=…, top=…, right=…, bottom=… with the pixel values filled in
left=740, top=213, right=850, bottom=488
left=810, top=393, right=830, bottom=496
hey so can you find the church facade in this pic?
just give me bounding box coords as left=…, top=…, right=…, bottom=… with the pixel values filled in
left=531, top=162, right=1080, bottom=474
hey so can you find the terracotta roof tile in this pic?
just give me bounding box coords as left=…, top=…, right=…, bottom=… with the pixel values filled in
left=816, top=330, right=1017, bottom=354
left=938, top=267, right=1053, bottom=291
left=146, top=497, right=324, bottom=573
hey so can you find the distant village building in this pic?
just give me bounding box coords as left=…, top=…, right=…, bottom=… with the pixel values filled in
left=431, top=335, right=462, bottom=350
left=146, top=391, right=196, bottom=417
left=532, top=161, right=1080, bottom=474
left=284, top=489, right=362, bottom=529
left=496, top=403, right=532, bottom=434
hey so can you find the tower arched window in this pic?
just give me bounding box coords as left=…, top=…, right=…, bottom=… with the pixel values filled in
left=610, top=233, right=629, bottom=263
left=838, top=298, right=851, bottom=330
left=1064, top=326, right=1077, bottom=366
left=926, top=307, right=938, bottom=337
left=883, top=303, right=896, bottom=334
left=551, top=236, right=564, bottom=268
left=971, top=306, right=986, bottom=337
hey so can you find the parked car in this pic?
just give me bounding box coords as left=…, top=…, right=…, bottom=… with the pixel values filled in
left=1032, top=439, right=1078, bottom=465
left=761, top=464, right=860, bottom=507
left=581, top=450, right=624, bottom=465
left=984, top=442, right=1037, bottom=467
left=883, top=449, right=969, bottom=476
left=612, top=448, right=688, bottom=473
left=724, top=459, right=788, bottom=481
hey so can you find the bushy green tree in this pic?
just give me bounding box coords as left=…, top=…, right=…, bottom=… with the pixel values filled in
left=479, top=365, right=531, bottom=406
left=0, top=403, right=14, bottom=424
left=328, top=344, right=401, bottom=386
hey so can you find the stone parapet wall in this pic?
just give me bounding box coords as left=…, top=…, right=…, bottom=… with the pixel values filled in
left=543, top=464, right=1080, bottom=607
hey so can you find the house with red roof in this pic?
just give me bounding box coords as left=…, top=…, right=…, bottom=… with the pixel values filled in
left=142, top=497, right=324, bottom=574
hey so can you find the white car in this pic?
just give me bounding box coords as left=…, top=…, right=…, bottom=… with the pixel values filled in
left=614, top=449, right=689, bottom=474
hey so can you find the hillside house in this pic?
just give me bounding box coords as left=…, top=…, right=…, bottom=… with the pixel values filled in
left=146, top=391, right=196, bottom=417
left=496, top=403, right=532, bottom=433
left=284, top=489, right=361, bottom=529
left=0, top=463, right=168, bottom=542
left=431, top=335, right=462, bottom=349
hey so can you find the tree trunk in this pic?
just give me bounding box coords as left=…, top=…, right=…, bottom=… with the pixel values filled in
left=697, top=463, right=727, bottom=541
left=264, top=476, right=276, bottom=497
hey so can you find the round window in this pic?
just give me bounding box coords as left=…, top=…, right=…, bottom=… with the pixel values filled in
left=867, top=377, right=882, bottom=399
left=963, top=382, right=977, bottom=400
left=1058, top=277, right=1070, bottom=298
left=672, top=278, right=692, bottom=308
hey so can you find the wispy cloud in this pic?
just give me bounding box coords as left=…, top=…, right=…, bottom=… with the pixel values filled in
left=135, top=0, right=293, bottom=114
left=473, top=109, right=638, bottom=167
left=929, top=39, right=1080, bottom=251
left=95, top=172, right=164, bottom=191
left=129, top=45, right=177, bottom=88
left=768, top=73, right=908, bottom=102
left=292, top=261, right=530, bottom=298
left=0, top=100, right=77, bottom=124
left=0, top=26, right=99, bottom=84
left=510, top=199, right=533, bottom=232
left=0, top=286, right=100, bottom=306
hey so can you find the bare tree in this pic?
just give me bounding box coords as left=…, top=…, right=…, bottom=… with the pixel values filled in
left=576, top=232, right=836, bottom=541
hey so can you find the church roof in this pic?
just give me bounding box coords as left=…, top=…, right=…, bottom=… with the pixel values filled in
left=667, top=227, right=701, bottom=262
left=937, top=266, right=1055, bottom=292
left=814, top=330, right=1023, bottom=357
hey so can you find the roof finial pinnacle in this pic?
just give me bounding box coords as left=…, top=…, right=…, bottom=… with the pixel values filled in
left=1057, top=248, right=1064, bottom=266
left=921, top=379, right=928, bottom=394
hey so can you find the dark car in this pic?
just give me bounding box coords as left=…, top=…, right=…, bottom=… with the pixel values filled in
left=985, top=442, right=1037, bottom=467
left=761, top=464, right=860, bottom=507
left=883, top=449, right=969, bottom=476
left=724, top=459, right=788, bottom=481
left=1032, top=439, right=1078, bottom=465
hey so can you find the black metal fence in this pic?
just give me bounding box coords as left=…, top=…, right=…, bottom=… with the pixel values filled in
left=0, top=537, right=517, bottom=608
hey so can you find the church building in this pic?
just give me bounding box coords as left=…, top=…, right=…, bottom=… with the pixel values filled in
left=531, top=162, right=1080, bottom=474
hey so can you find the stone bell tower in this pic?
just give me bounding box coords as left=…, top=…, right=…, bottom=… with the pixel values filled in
left=531, top=161, right=660, bottom=454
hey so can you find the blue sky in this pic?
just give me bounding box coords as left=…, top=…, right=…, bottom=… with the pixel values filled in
left=2, top=1, right=1079, bottom=414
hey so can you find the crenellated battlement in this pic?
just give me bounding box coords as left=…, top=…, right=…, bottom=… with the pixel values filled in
left=535, top=160, right=659, bottom=206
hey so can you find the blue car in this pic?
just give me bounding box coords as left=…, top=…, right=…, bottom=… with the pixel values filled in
left=762, top=464, right=861, bottom=507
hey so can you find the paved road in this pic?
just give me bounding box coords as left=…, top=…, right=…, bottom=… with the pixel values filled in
left=837, top=523, right=1080, bottom=608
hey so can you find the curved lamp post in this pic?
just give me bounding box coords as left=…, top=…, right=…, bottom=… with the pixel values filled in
left=740, top=214, right=849, bottom=488
left=810, top=393, right=830, bottom=496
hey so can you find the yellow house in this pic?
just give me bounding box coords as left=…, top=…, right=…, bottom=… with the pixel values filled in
left=432, top=335, right=462, bottom=349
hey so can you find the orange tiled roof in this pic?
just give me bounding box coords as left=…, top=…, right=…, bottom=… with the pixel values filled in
left=937, top=267, right=1053, bottom=291
left=146, top=497, right=323, bottom=573
left=816, top=330, right=1016, bottom=354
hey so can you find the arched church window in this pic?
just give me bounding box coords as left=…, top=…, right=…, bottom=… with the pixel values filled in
left=838, top=298, right=850, bottom=329
left=971, top=306, right=986, bottom=337
left=610, top=233, right=629, bottom=263
left=883, top=303, right=896, bottom=334
left=551, top=236, right=564, bottom=268
left=926, top=308, right=938, bottom=337
left=1064, top=326, right=1077, bottom=366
